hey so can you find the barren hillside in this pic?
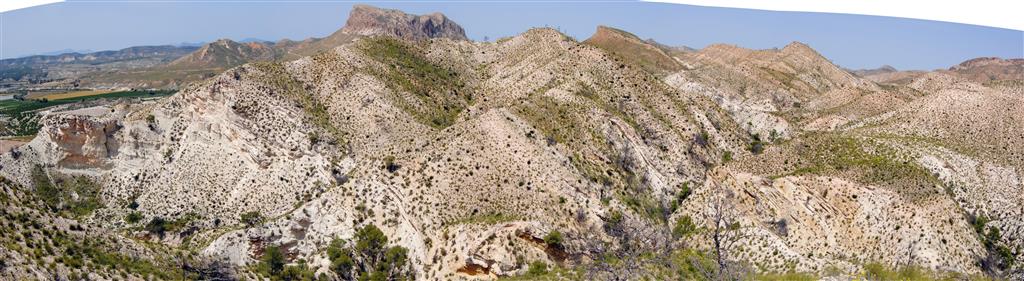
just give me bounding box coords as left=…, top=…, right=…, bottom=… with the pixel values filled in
left=1, top=4, right=1021, bottom=281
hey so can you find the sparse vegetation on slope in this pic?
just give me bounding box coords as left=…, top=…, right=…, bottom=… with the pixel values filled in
left=739, top=133, right=944, bottom=201
left=2, top=6, right=1020, bottom=280
left=30, top=165, right=103, bottom=218
left=251, top=61, right=345, bottom=144
left=584, top=25, right=682, bottom=75
left=0, top=179, right=216, bottom=280
left=359, top=37, right=474, bottom=129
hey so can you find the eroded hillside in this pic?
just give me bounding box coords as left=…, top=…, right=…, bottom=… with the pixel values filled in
left=1, top=5, right=1022, bottom=281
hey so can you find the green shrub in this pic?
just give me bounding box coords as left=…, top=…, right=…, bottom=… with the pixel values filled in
left=673, top=215, right=697, bottom=238
left=527, top=261, right=548, bottom=276
left=145, top=217, right=170, bottom=237
left=606, top=211, right=624, bottom=228
left=748, top=134, right=765, bottom=154
left=384, top=155, right=400, bottom=173
left=240, top=211, right=265, bottom=227
left=862, top=262, right=946, bottom=281
left=677, top=182, right=692, bottom=202
left=327, top=239, right=354, bottom=277
left=543, top=230, right=563, bottom=247
left=359, top=37, right=472, bottom=129
left=257, top=245, right=286, bottom=277
left=250, top=61, right=343, bottom=145
left=970, top=214, right=1016, bottom=269
left=971, top=214, right=990, bottom=234
left=30, top=165, right=102, bottom=218
left=125, top=212, right=143, bottom=224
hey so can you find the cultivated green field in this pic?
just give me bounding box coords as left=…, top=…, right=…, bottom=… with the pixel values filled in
left=0, top=90, right=176, bottom=137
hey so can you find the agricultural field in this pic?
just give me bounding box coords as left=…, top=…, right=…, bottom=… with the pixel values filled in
left=26, top=89, right=115, bottom=100
left=0, top=89, right=175, bottom=137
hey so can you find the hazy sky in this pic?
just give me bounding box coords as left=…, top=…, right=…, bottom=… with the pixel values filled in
left=1, top=0, right=1021, bottom=70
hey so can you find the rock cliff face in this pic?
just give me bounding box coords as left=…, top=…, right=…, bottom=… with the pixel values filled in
left=340, top=4, right=468, bottom=41
left=36, top=113, right=121, bottom=168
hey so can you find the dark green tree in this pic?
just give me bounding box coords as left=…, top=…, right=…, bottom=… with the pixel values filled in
left=279, top=259, right=316, bottom=281
left=240, top=211, right=264, bottom=227
left=146, top=217, right=168, bottom=237
left=327, top=224, right=413, bottom=281
left=260, top=245, right=286, bottom=276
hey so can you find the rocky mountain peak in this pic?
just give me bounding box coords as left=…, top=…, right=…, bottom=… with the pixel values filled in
left=592, top=25, right=640, bottom=40
left=340, top=4, right=468, bottom=41
left=167, top=38, right=278, bottom=69
left=584, top=25, right=681, bottom=74
left=212, top=38, right=236, bottom=45
left=781, top=41, right=823, bottom=58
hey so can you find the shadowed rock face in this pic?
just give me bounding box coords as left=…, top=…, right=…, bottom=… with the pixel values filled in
left=340, top=4, right=468, bottom=41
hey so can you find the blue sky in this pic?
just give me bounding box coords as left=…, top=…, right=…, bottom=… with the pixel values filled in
left=1, top=0, right=1021, bottom=70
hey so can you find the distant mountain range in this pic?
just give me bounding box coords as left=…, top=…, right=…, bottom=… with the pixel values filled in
left=27, top=48, right=95, bottom=57
left=1, top=45, right=199, bottom=67
left=1, top=4, right=1018, bottom=91
left=850, top=57, right=1024, bottom=84
left=0, top=5, right=469, bottom=91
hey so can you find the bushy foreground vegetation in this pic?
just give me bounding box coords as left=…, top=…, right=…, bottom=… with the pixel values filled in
left=30, top=165, right=102, bottom=218
left=1, top=174, right=211, bottom=280
left=254, top=224, right=413, bottom=281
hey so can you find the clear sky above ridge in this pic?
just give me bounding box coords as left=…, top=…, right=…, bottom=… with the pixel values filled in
left=1, top=0, right=1021, bottom=70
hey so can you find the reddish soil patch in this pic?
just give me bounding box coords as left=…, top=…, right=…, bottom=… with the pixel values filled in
left=456, top=263, right=490, bottom=276
left=516, top=231, right=569, bottom=263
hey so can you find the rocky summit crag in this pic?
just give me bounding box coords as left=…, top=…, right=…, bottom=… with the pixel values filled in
left=341, top=4, right=468, bottom=41
left=0, top=5, right=1022, bottom=281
